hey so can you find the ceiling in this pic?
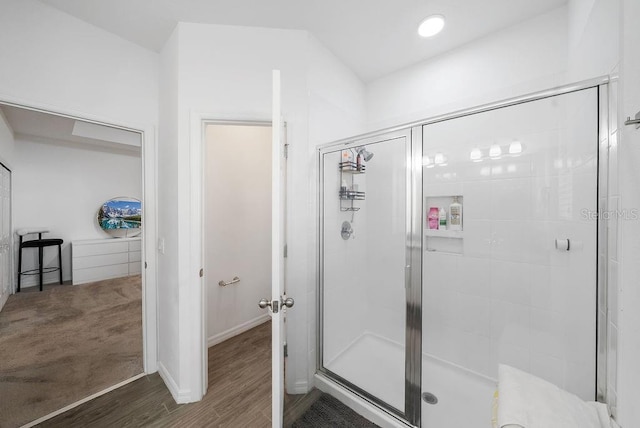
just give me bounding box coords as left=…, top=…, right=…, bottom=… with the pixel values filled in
left=0, top=105, right=141, bottom=154
left=37, top=0, right=567, bottom=82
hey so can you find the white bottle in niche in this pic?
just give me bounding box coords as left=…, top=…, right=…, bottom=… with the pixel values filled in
left=439, top=208, right=447, bottom=230
left=449, top=196, right=463, bottom=231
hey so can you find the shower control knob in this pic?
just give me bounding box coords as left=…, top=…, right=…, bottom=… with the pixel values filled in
left=258, top=298, right=271, bottom=309
left=283, top=297, right=295, bottom=308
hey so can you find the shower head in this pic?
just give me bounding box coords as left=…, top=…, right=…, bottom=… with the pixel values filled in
left=356, top=147, right=374, bottom=162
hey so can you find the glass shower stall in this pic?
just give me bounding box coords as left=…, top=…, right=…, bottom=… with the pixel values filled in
left=317, top=82, right=608, bottom=427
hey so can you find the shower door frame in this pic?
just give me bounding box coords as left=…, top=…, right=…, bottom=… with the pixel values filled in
left=317, top=128, right=424, bottom=427
left=316, top=76, right=613, bottom=426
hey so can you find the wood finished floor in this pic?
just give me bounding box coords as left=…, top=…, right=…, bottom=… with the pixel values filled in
left=40, top=321, right=281, bottom=427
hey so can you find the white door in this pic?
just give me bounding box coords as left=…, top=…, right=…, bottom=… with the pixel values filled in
left=0, top=164, right=11, bottom=312
left=258, top=70, right=291, bottom=428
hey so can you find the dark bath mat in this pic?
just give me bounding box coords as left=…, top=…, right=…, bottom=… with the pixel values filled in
left=290, top=393, right=380, bottom=428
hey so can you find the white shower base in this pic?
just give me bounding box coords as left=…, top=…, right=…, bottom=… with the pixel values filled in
left=326, top=333, right=406, bottom=411
left=324, top=333, right=496, bottom=427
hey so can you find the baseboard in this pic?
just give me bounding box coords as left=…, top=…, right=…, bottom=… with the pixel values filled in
left=208, top=313, right=270, bottom=348
left=157, top=361, right=191, bottom=404
left=18, top=276, right=71, bottom=289
left=289, top=379, right=309, bottom=395
left=21, top=373, right=146, bottom=428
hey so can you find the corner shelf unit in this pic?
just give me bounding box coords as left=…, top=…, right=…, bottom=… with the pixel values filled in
left=339, top=160, right=365, bottom=212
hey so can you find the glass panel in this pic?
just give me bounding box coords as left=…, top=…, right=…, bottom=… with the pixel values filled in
left=322, top=136, right=407, bottom=413
left=421, top=88, right=598, bottom=426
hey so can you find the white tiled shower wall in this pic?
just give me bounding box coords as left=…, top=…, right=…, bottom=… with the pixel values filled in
left=321, top=149, right=368, bottom=365
left=422, top=89, right=599, bottom=400
left=322, top=135, right=408, bottom=372
left=364, top=138, right=407, bottom=346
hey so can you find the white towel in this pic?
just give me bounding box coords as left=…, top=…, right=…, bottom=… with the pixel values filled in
left=497, top=364, right=611, bottom=428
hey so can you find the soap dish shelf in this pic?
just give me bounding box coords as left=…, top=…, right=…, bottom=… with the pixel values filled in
left=339, top=190, right=365, bottom=201
left=339, top=161, right=366, bottom=174
left=424, top=230, right=463, bottom=239
left=339, top=190, right=364, bottom=212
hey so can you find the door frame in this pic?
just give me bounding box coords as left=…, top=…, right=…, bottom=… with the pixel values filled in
left=0, top=95, right=158, bottom=374
left=191, top=114, right=274, bottom=396
left=0, top=161, right=11, bottom=312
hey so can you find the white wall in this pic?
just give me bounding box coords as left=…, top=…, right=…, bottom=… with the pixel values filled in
left=567, top=0, right=620, bottom=81
left=0, top=0, right=158, bottom=289
left=365, top=6, right=569, bottom=131
left=205, top=124, right=271, bottom=345
left=0, top=0, right=159, bottom=374
left=159, top=23, right=311, bottom=401
left=157, top=25, right=181, bottom=393
left=11, top=136, right=141, bottom=288
left=616, top=0, right=640, bottom=425
left=304, top=33, right=367, bottom=388
left=0, top=113, right=14, bottom=310
left=156, top=22, right=367, bottom=400
left=0, top=111, right=15, bottom=168
left=0, top=0, right=158, bottom=128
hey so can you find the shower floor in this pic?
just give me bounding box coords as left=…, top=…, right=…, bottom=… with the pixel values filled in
left=325, top=333, right=405, bottom=411
left=325, top=333, right=495, bottom=427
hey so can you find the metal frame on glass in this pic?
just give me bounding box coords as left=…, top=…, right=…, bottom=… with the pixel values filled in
left=317, top=128, right=421, bottom=427
left=596, top=81, right=613, bottom=403
left=316, top=76, right=612, bottom=427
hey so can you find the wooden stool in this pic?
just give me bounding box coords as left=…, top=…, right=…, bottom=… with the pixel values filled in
left=17, top=228, right=63, bottom=292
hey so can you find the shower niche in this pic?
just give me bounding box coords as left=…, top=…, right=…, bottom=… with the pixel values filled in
left=424, top=195, right=463, bottom=254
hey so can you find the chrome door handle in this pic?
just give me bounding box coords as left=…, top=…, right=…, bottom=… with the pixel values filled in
left=219, top=276, right=240, bottom=287
left=283, top=297, right=294, bottom=308
left=258, top=298, right=279, bottom=313
left=259, top=296, right=294, bottom=312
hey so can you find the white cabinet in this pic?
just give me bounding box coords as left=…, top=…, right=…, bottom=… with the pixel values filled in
left=71, top=237, right=142, bottom=285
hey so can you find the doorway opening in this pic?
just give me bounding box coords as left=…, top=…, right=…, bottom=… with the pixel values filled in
left=0, top=100, right=156, bottom=427
left=202, top=121, right=273, bottom=424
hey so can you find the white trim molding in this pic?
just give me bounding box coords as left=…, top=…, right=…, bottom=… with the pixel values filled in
left=208, top=313, right=270, bottom=348
left=157, top=361, right=192, bottom=404
left=22, top=373, right=146, bottom=428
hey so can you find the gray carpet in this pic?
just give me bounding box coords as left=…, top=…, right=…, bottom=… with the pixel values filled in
left=291, top=393, right=380, bottom=428
left=0, top=276, right=143, bottom=428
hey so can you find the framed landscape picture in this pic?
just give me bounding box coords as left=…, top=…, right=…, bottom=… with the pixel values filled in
left=97, top=197, right=142, bottom=238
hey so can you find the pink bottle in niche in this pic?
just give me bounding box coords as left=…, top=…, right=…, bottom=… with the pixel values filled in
left=428, top=207, right=439, bottom=230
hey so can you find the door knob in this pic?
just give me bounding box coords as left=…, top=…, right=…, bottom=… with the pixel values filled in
left=258, top=298, right=279, bottom=313
left=283, top=297, right=294, bottom=308
left=258, top=298, right=270, bottom=309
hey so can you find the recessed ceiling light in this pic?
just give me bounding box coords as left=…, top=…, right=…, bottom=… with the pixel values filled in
left=418, top=15, right=445, bottom=38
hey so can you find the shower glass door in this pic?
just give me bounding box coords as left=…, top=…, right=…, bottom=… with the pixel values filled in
left=420, top=87, right=599, bottom=426
left=319, top=129, right=421, bottom=425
